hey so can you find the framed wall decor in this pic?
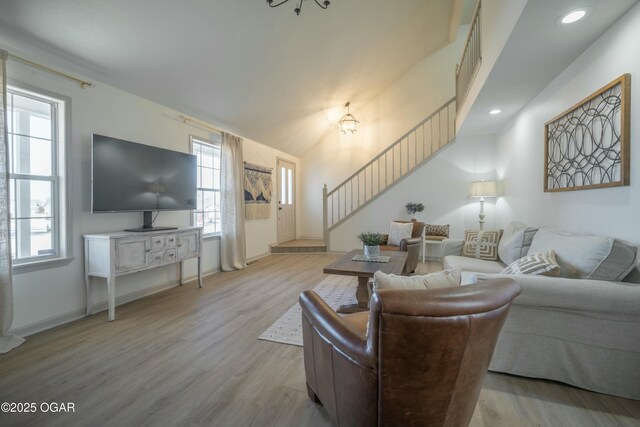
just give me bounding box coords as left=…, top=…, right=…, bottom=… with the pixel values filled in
left=244, top=162, right=273, bottom=219
left=544, top=73, right=631, bottom=192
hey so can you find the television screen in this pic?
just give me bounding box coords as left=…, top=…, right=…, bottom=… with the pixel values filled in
left=92, top=134, right=197, bottom=213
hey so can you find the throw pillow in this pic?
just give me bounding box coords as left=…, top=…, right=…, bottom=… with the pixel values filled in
left=462, top=229, right=503, bottom=261
left=425, top=224, right=450, bottom=238
left=387, top=221, right=414, bottom=246
left=373, top=268, right=462, bottom=291
left=528, top=229, right=637, bottom=280
left=498, top=222, right=539, bottom=264
left=501, top=249, right=561, bottom=276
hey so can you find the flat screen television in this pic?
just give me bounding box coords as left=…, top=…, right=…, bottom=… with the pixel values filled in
left=91, top=134, right=197, bottom=232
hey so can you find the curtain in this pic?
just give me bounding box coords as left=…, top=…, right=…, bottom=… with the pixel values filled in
left=220, top=132, right=247, bottom=271
left=0, top=50, right=24, bottom=353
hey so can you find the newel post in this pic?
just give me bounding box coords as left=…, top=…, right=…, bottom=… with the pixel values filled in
left=322, top=184, right=330, bottom=250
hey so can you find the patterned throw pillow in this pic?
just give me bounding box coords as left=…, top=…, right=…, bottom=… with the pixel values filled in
left=387, top=221, right=414, bottom=246
left=501, top=250, right=561, bottom=276
left=425, top=224, right=449, bottom=238
left=462, top=229, right=503, bottom=261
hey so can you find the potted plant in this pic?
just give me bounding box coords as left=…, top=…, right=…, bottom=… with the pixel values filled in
left=405, top=202, right=425, bottom=221
left=357, top=232, right=384, bottom=258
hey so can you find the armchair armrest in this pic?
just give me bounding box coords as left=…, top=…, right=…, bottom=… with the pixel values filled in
left=399, top=236, right=422, bottom=251
left=299, top=290, right=376, bottom=368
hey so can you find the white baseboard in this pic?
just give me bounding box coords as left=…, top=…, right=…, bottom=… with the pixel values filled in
left=11, top=269, right=221, bottom=337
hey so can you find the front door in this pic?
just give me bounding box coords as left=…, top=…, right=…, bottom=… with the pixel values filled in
left=277, top=158, right=296, bottom=243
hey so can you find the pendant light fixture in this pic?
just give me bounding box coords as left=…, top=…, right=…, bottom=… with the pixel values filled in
left=266, top=0, right=330, bottom=16
left=338, top=102, right=359, bottom=135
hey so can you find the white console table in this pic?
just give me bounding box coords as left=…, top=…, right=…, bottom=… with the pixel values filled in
left=84, top=226, right=203, bottom=321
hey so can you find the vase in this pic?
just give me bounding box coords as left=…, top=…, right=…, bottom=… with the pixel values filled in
left=364, top=244, right=380, bottom=258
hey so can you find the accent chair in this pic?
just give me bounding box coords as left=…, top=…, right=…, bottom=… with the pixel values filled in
left=300, top=278, right=522, bottom=427
left=380, top=220, right=424, bottom=274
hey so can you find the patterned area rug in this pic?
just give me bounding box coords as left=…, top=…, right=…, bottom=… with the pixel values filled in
left=258, top=275, right=358, bottom=347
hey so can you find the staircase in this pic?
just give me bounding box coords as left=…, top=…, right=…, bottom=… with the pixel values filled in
left=322, top=97, right=457, bottom=248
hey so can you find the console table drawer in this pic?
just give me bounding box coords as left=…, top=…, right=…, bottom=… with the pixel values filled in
left=164, top=234, right=177, bottom=248
left=163, top=249, right=177, bottom=264
left=150, top=235, right=165, bottom=250
left=149, top=250, right=165, bottom=266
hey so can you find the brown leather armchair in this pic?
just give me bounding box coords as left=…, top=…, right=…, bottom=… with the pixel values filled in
left=300, top=278, right=521, bottom=427
left=380, top=220, right=424, bottom=274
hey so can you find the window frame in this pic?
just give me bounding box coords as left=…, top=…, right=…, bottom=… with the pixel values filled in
left=7, top=81, right=73, bottom=273
left=190, top=135, right=222, bottom=238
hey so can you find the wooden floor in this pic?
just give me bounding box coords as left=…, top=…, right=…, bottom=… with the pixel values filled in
left=1, top=254, right=639, bottom=427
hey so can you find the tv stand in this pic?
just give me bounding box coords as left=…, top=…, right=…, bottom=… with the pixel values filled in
left=84, top=226, right=203, bottom=321
left=124, top=210, right=177, bottom=232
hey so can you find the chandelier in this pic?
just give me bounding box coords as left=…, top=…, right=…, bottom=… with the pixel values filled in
left=266, top=0, right=330, bottom=16
left=339, top=102, right=359, bottom=135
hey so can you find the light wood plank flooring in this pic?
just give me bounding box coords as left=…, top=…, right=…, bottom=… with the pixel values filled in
left=0, top=254, right=638, bottom=426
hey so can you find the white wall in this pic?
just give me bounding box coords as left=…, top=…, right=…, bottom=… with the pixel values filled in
left=329, top=134, right=497, bottom=251
left=496, top=3, right=640, bottom=244
left=3, top=46, right=299, bottom=333
left=300, top=27, right=468, bottom=239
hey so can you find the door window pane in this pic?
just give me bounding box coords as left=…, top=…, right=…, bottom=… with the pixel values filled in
left=287, top=168, right=293, bottom=205
left=280, top=167, right=286, bottom=205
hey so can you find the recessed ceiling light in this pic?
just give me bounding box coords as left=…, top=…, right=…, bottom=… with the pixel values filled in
left=561, top=9, right=586, bottom=24
left=489, top=109, right=501, bottom=115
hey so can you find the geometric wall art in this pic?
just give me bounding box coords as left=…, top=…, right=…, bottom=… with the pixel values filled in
left=544, top=73, right=631, bottom=192
left=244, top=162, right=273, bottom=219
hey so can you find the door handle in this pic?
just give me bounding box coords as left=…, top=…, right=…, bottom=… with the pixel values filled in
left=278, top=207, right=283, bottom=210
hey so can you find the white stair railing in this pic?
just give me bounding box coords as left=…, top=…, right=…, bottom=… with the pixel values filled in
left=322, top=97, right=456, bottom=246
left=456, top=0, right=482, bottom=112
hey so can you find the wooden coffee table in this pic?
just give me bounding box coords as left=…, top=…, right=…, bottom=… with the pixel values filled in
left=323, top=249, right=408, bottom=313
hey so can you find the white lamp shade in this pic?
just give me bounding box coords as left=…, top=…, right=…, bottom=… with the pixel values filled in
left=469, top=180, right=498, bottom=198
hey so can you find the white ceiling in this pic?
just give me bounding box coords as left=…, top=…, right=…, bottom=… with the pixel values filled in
left=0, top=0, right=463, bottom=156
left=458, top=0, right=638, bottom=136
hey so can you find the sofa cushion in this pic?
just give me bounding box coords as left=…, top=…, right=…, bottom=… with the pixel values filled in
left=443, top=255, right=505, bottom=274
left=387, top=221, right=413, bottom=246
left=373, top=268, right=461, bottom=291
left=498, top=222, right=539, bottom=264
left=528, top=229, right=637, bottom=281
left=472, top=273, right=640, bottom=320
left=461, top=229, right=503, bottom=261
left=501, top=249, right=560, bottom=276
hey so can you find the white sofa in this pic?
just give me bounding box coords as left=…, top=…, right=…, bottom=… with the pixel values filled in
left=444, top=225, right=640, bottom=400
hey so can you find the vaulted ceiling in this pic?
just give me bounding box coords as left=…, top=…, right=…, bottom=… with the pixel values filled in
left=0, top=0, right=464, bottom=156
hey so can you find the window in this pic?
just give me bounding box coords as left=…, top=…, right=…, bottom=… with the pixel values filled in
left=7, top=85, right=69, bottom=265
left=191, top=136, right=221, bottom=235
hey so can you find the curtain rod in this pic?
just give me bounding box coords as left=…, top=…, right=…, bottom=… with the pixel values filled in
left=7, top=53, right=95, bottom=89
left=179, top=114, right=240, bottom=138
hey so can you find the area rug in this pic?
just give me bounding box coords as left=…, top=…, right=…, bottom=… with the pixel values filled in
left=258, top=275, right=358, bottom=347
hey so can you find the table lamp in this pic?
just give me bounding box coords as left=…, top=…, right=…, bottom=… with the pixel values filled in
left=469, top=180, right=498, bottom=230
